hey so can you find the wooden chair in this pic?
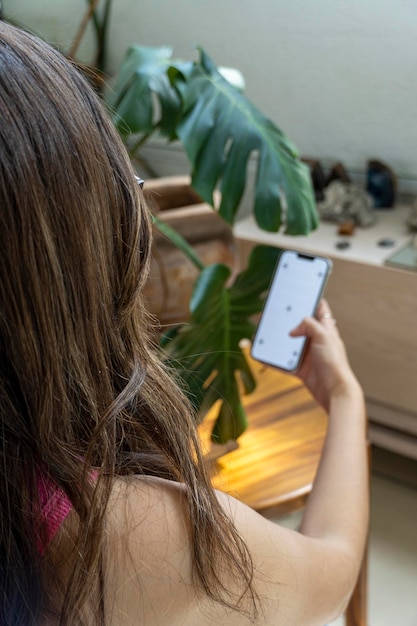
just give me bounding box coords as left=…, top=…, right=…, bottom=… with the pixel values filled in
left=200, top=350, right=369, bottom=626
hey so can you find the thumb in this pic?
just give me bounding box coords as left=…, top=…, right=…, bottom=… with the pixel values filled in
left=290, top=316, right=321, bottom=338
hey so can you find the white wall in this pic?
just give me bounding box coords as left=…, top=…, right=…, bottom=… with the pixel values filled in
left=8, top=0, right=417, bottom=193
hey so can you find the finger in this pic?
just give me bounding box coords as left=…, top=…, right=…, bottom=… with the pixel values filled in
left=316, top=298, right=331, bottom=319
left=289, top=315, right=322, bottom=338
left=316, top=299, right=337, bottom=326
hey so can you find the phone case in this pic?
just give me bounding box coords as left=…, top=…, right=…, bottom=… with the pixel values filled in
left=251, top=250, right=332, bottom=372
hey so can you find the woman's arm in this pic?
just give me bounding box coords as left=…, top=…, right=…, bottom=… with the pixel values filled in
left=218, top=300, right=369, bottom=624
left=291, top=300, right=369, bottom=560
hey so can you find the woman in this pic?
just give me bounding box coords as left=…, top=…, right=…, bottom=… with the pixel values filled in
left=0, top=21, right=368, bottom=625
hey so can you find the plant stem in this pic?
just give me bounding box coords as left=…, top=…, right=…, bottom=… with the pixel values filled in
left=221, top=287, right=231, bottom=394
left=131, top=154, right=159, bottom=179
left=95, top=0, right=114, bottom=72
left=68, top=0, right=101, bottom=60
left=152, top=215, right=206, bottom=272
left=128, top=125, right=160, bottom=160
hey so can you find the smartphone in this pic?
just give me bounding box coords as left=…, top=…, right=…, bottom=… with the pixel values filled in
left=251, top=249, right=332, bottom=372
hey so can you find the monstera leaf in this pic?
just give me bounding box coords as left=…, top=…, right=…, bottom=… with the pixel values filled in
left=174, top=50, right=317, bottom=234
left=108, top=45, right=318, bottom=234
left=108, top=45, right=188, bottom=140
left=161, top=245, right=280, bottom=443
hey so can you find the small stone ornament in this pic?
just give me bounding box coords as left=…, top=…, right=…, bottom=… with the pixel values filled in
left=406, top=200, right=417, bottom=233
left=318, top=180, right=378, bottom=228
left=366, top=159, right=396, bottom=208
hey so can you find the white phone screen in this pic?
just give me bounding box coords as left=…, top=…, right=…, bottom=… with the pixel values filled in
left=251, top=250, right=332, bottom=372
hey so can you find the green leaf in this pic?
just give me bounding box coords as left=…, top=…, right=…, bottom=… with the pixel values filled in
left=211, top=401, right=248, bottom=443
left=190, top=264, right=231, bottom=319
left=175, top=48, right=319, bottom=234
left=161, top=245, right=280, bottom=443
left=108, top=44, right=318, bottom=237
left=108, top=45, right=187, bottom=139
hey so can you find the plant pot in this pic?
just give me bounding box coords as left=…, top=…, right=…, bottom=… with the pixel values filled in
left=143, top=176, right=235, bottom=326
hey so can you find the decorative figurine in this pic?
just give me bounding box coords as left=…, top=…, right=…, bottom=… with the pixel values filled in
left=318, top=180, right=378, bottom=227
left=366, top=159, right=396, bottom=208
left=406, top=200, right=417, bottom=233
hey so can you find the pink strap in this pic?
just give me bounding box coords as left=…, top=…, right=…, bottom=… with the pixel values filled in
left=37, top=473, right=72, bottom=555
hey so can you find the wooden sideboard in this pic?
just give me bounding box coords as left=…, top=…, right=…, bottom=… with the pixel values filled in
left=234, top=206, right=417, bottom=460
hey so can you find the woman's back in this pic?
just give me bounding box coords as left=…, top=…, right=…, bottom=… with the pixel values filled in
left=0, top=19, right=368, bottom=626
left=45, top=477, right=253, bottom=626
left=87, top=472, right=364, bottom=626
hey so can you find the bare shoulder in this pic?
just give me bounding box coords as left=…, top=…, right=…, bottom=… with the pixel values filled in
left=105, top=476, right=196, bottom=625
left=104, top=478, right=349, bottom=625
left=106, top=477, right=261, bottom=625
left=108, top=474, right=190, bottom=540
left=107, top=475, right=193, bottom=579
left=215, top=490, right=354, bottom=625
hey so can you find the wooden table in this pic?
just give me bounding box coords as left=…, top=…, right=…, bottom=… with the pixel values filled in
left=200, top=355, right=328, bottom=515
left=199, top=352, right=368, bottom=626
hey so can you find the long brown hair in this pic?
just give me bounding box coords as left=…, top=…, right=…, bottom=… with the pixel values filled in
left=0, top=21, right=257, bottom=625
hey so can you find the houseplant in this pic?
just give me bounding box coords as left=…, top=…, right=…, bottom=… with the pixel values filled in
left=7, top=1, right=319, bottom=443
left=108, top=44, right=318, bottom=442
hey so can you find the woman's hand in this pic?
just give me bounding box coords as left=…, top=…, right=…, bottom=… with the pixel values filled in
left=290, top=300, right=362, bottom=411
